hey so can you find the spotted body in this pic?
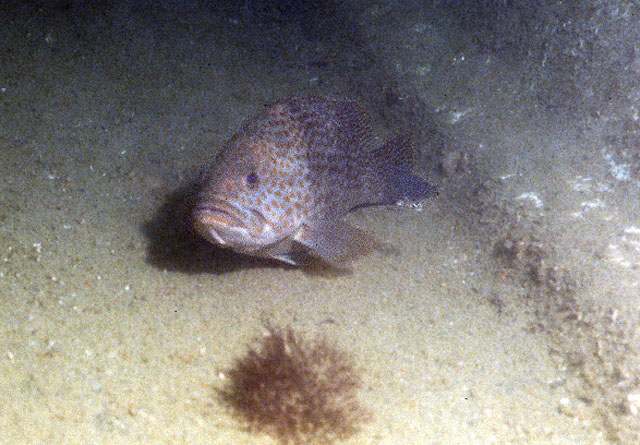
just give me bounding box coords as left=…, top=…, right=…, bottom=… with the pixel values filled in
left=193, top=96, right=438, bottom=267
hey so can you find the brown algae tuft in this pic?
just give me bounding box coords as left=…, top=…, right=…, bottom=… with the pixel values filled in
left=220, top=323, right=369, bottom=444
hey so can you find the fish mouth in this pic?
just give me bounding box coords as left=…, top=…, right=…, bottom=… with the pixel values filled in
left=193, top=199, right=267, bottom=249
left=194, top=201, right=246, bottom=230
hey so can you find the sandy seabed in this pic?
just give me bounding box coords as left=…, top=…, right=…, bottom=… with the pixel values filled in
left=1, top=2, right=639, bottom=444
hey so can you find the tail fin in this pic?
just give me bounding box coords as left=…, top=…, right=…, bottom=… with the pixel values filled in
left=372, top=133, right=439, bottom=204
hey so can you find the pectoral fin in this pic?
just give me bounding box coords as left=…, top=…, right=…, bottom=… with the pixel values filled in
left=294, top=218, right=381, bottom=268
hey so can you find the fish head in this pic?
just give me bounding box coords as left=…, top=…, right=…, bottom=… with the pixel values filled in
left=193, top=133, right=311, bottom=254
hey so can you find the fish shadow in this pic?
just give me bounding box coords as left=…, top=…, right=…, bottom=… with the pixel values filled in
left=141, top=181, right=292, bottom=274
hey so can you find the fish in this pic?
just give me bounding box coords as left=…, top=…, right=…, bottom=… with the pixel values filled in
left=192, top=96, right=438, bottom=268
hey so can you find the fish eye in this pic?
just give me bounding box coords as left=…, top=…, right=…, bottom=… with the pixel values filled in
left=245, top=171, right=259, bottom=187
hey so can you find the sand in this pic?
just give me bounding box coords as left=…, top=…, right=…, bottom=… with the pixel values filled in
left=1, top=1, right=639, bottom=444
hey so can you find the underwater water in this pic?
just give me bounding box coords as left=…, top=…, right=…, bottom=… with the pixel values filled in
left=1, top=0, right=640, bottom=443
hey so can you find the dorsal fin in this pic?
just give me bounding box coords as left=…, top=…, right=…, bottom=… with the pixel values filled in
left=334, top=100, right=376, bottom=153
